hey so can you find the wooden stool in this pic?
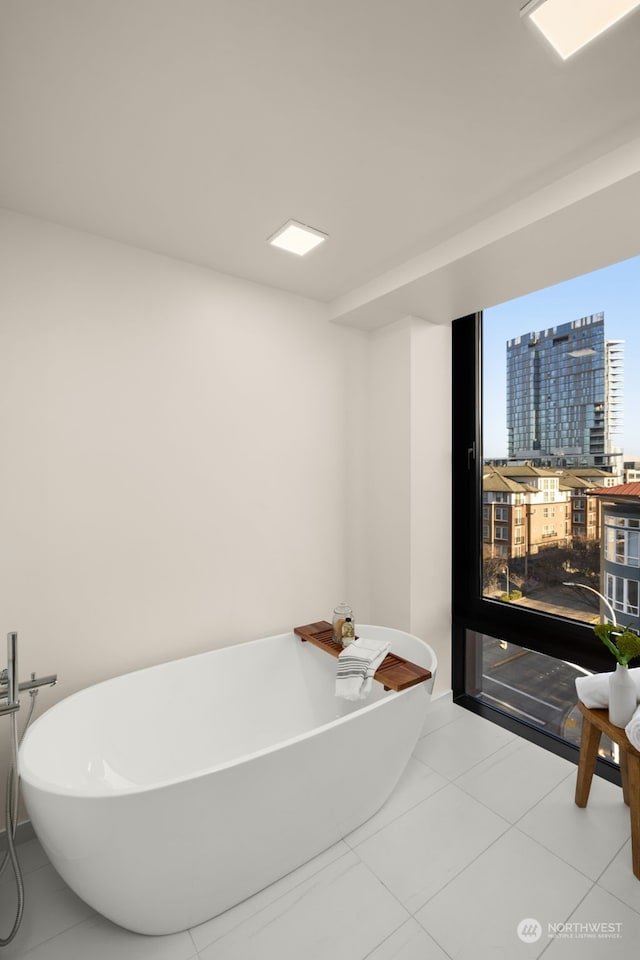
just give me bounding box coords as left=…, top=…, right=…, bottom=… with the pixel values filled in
left=575, top=701, right=640, bottom=880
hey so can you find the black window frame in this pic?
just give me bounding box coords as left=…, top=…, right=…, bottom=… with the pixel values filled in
left=452, top=311, right=620, bottom=783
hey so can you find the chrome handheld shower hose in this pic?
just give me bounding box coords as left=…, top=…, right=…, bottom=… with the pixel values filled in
left=0, top=629, right=49, bottom=948
left=0, top=710, right=24, bottom=946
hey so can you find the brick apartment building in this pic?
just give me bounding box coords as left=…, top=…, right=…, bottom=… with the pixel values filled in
left=482, top=465, right=603, bottom=561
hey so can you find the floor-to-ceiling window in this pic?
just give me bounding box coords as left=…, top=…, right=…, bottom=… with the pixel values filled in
left=452, top=255, right=640, bottom=780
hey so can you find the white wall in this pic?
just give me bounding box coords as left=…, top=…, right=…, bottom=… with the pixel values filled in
left=0, top=209, right=453, bottom=823
left=410, top=319, right=452, bottom=692
left=366, top=317, right=451, bottom=694
left=0, top=209, right=369, bottom=799
left=367, top=319, right=412, bottom=627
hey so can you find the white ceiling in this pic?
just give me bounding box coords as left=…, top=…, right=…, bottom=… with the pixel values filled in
left=2, top=0, right=640, bottom=325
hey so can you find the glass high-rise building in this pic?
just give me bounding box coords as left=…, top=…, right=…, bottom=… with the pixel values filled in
left=506, top=313, right=623, bottom=471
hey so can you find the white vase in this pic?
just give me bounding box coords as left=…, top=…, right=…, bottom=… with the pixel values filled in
left=609, top=663, right=637, bottom=727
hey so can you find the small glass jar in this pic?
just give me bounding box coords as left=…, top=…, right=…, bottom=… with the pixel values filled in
left=332, top=602, right=353, bottom=644
left=341, top=617, right=355, bottom=646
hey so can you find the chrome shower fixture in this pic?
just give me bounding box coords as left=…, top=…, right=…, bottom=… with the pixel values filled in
left=0, top=633, right=57, bottom=716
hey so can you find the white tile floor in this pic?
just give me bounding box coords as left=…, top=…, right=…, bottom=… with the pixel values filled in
left=2, top=695, right=640, bottom=959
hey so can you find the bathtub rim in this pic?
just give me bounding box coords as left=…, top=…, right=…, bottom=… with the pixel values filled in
left=20, top=625, right=437, bottom=800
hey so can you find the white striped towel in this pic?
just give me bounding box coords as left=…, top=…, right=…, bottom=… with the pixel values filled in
left=335, top=637, right=391, bottom=701
left=575, top=668, right=640, bottom=709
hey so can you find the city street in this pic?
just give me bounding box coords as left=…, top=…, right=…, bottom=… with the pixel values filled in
left=512, top=585, right=601, bottom=624
left=487, top=582, right=601, bottom=624
left=477, top=636, right=614, bottom=759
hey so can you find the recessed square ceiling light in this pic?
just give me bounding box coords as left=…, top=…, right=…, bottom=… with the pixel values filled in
left=268, top=220, right=328, bottom=256
left=521, top=0, right=640, bottom=59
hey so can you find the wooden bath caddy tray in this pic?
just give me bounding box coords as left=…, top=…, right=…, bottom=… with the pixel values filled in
left=293, top=621, right=432, bottom=692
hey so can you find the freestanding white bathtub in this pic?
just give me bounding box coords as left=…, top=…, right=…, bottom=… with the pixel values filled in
left=19, top=624, right=437, bottom=935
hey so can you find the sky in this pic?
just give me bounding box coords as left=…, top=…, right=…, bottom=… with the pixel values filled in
left=482, top=254, right=640, bottom=460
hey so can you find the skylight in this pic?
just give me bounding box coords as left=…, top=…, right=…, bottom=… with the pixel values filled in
left=268, top=220, right=328, bottom=256
left=521, top=0, right=640, bottom=59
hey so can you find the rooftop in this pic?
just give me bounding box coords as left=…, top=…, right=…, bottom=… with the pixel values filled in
left=591, top=482, right=640, bottom=500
